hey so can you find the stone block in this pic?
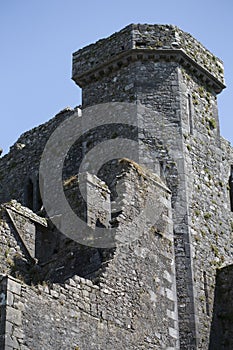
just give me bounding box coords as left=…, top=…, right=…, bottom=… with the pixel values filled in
left=6, top=307, right=22, bottom=326
left=7, top=278, right=21, bottom=296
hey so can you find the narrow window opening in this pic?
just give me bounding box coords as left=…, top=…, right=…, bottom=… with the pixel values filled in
left=25, top=178, right=34, bottom=210
left=159, top=161, right=165, bottom=179
left=229, top=166, right=233, bottom=212
left=36, top=178, right=43, bottom=212
left=203, top=271, right=210, bottom=316
left=25, top=176, right=43, bottom=212
left=188, top=94, right=193, bottom=135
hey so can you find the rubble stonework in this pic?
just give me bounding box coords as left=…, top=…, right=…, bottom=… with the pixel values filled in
left=0, top=24, right=232, bottom=349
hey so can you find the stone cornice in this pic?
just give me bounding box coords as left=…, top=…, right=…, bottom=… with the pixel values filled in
left=72, top=48, right=225, bottom=94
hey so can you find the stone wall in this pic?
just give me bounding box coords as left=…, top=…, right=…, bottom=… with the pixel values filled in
left=0, top=176, right=113, bottom=285
left=209, top=264, right=233, bottom=349
left=180, top=67, right=233, bottom=348
left=0, top=161, right=179, bottom=349
left=0, top=275, right=23, bottom=349
left=73, top=49, right=196, bottom=346
left=0, top=202, right=39, bottom=282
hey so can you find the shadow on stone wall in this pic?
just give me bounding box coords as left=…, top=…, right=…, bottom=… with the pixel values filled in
left=209, top=264, right=233, bottom=349
left=10, top=232, right=115, bottom=286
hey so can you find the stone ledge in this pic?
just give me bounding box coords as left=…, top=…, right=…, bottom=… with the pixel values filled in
left=73, top=48, right=225, bottom=94
left=72, top=24, right=225, bottom=92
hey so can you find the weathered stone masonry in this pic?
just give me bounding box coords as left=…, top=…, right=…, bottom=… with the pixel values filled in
left=0, top=162, right=179, bottom=349
left=0, top=24, right=232, bottom=349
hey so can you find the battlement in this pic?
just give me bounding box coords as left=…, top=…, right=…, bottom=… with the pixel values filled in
left=72, top=23, right=225, bottom=93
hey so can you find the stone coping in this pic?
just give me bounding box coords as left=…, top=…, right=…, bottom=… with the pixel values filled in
left=1, top=200, right=47, bottom=227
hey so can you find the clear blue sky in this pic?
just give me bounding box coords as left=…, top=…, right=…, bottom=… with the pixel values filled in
left=1, top=0, right=232, bottom=154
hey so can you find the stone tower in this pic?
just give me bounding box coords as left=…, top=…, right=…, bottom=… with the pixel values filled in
left=72, top=24, right=232, bottom=348
left=0, top=24, right=232, bottom=349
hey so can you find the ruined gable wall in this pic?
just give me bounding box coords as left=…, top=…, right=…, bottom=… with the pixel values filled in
left=0, top=108, right=80, bottom=207
left=0, top=204, right=33, bottom=280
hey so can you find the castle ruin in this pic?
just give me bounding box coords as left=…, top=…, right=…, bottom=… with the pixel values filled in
left=0, top=24, right=232, bottom=349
